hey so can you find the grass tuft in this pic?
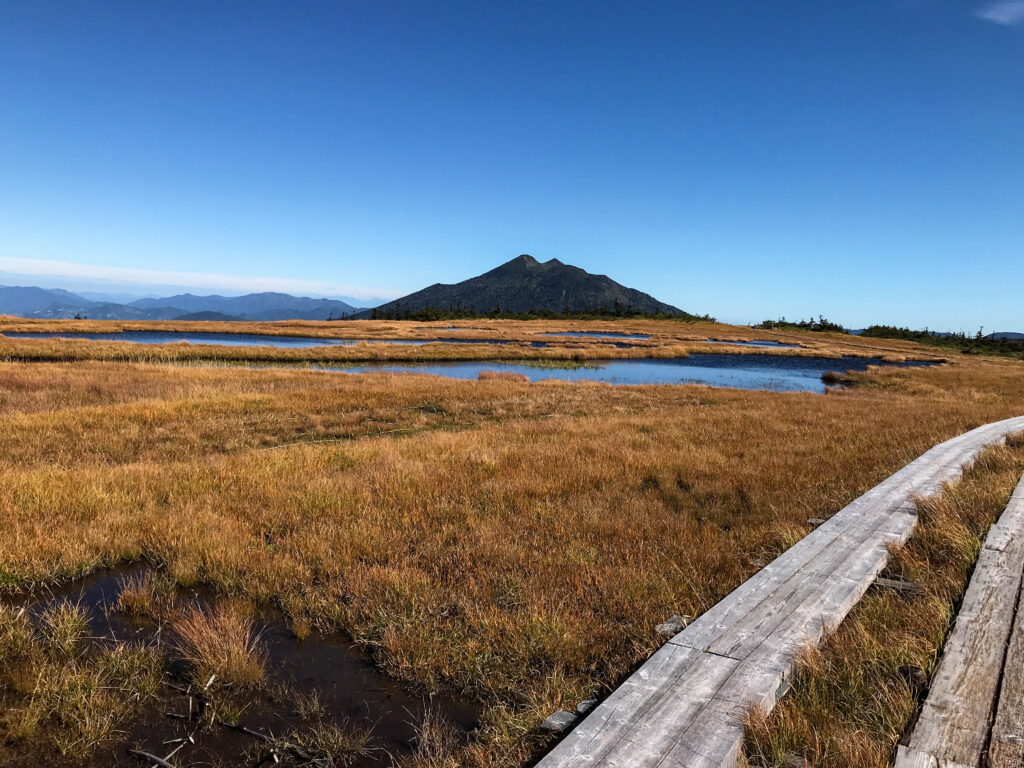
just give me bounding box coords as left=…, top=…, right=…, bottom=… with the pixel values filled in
left=171, top=602, right=266, bottom=687
left=114, top=569, right=176, bottom=619
left=289, top=721, right=375, bottom=766
left=40, top=600, right=89, bottom=658
left=404, top=705, right=462, bottom=767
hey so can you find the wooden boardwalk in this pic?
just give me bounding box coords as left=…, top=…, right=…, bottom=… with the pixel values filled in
left=537, top=416, right=1024, bottom=768
left=895, top=472, right=1024, bottom=768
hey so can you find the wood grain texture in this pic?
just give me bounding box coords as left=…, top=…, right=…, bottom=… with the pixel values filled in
left=989, top=481, right=1024, bottom=768
left=896, top=473, right=1024, bottom=768
left=537, top=416, right=1024, bottom=768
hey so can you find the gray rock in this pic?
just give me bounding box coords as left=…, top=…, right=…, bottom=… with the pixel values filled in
left=782, top=753, right=812, bottom=768
left=898, top=664, right=928, bottom=691
left=655, top=614, right=689, bottom=637
left=576, top=698, right=598, bottom=715
left=540, top=710, right=579, bottom=734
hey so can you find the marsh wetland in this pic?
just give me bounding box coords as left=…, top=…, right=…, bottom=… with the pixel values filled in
left=0, top=318, right=1019, bottom=767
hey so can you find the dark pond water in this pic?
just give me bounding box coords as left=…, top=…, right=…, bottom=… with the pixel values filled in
left=539, top=332, right=799, bottom=348
left=323, top=355, right=932, bottom=394
left=2, top=330, right=500, bottom=348
left=5, top=565, right=479, bottom=767
left=540, top=331, right=651, bottom=339
left=1, top=330, right=645, bottom=349
left=708, top=339, right=800, bottom=348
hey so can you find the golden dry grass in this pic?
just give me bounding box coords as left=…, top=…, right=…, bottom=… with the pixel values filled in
left=171, top=603, right=266, bottom=687
left=0, top=320, right=1020, bottom=765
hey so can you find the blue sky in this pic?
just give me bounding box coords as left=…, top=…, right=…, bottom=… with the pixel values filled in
left=1, top=1, right=1021, bottom=328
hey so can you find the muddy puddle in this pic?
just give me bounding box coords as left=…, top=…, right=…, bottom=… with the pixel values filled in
left=2, top=564, right=480, bottom=767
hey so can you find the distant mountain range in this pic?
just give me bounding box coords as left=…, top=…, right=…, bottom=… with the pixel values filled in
left=357, top=254, right=694, bottom=318
left=0, top=285, right=361, bottom=321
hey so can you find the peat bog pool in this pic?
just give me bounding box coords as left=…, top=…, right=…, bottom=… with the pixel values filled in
left=539, top=331, right=651, bottom=340
left=707, top=338, right=800, bottom=348
left=2, top=565, right=479, bottom=767
left=3, top=330, right=797, bottom=350
left=2, top=330, right=536, bottom=348
left=322, top=355, right=934, bottom=394
left=0, top=332, right=934, bottom=393
left=0, top=330, right=646, bottom=349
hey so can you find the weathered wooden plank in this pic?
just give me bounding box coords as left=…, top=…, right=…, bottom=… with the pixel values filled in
left=984, top=478, right=1024, bottom=554
left=595, top=654, right=740, bottom=767
left=901, top=547, right=1022, bottom=766
left=894, top=745, right=975, bottom=768
left=989, top=589, right=1024, bottom=768
left=894, top=746, right=936, bottom=768
left=539, top=641, right=703, bottom=762
left=536, top=416, right=1024, bottom=768
left=672, top=479, right=916, bottom=654
left=704, top=507, right=903, bottom=661
left=898, top=472, right=1024, bottom=768
left=988, top=488, right=1024, bottom=768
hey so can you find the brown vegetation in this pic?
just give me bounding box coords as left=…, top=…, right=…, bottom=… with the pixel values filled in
left=477, top=371, right=530, bottom=383
left=0, top=320, right=1020, bottom=765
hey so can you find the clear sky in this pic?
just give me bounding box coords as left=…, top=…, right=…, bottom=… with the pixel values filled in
left=1, top=1, right=1021, bottom=328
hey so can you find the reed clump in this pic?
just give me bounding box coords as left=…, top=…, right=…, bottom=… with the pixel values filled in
left=171, top=603, right=266, bottom=687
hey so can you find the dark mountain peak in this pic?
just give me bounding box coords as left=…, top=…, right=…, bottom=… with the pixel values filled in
left=509, top=254, right=564, bottom=268
left=359, top=255, right=698, bottom=319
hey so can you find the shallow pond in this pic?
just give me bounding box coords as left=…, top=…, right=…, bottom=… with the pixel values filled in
left=324, top=355, right=932, bottom=394
left=3, top=330, right=802, bottom=352
left=1, top=330, right=645, bottom=349
left=708, top=339, right=799, bottom=348
left=2, top=330, right=509, bottom=348
left=540, top=331, right=651, bottom=340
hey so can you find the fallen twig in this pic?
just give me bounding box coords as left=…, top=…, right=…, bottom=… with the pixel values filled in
left=127, top=748, right=177, bottom=768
